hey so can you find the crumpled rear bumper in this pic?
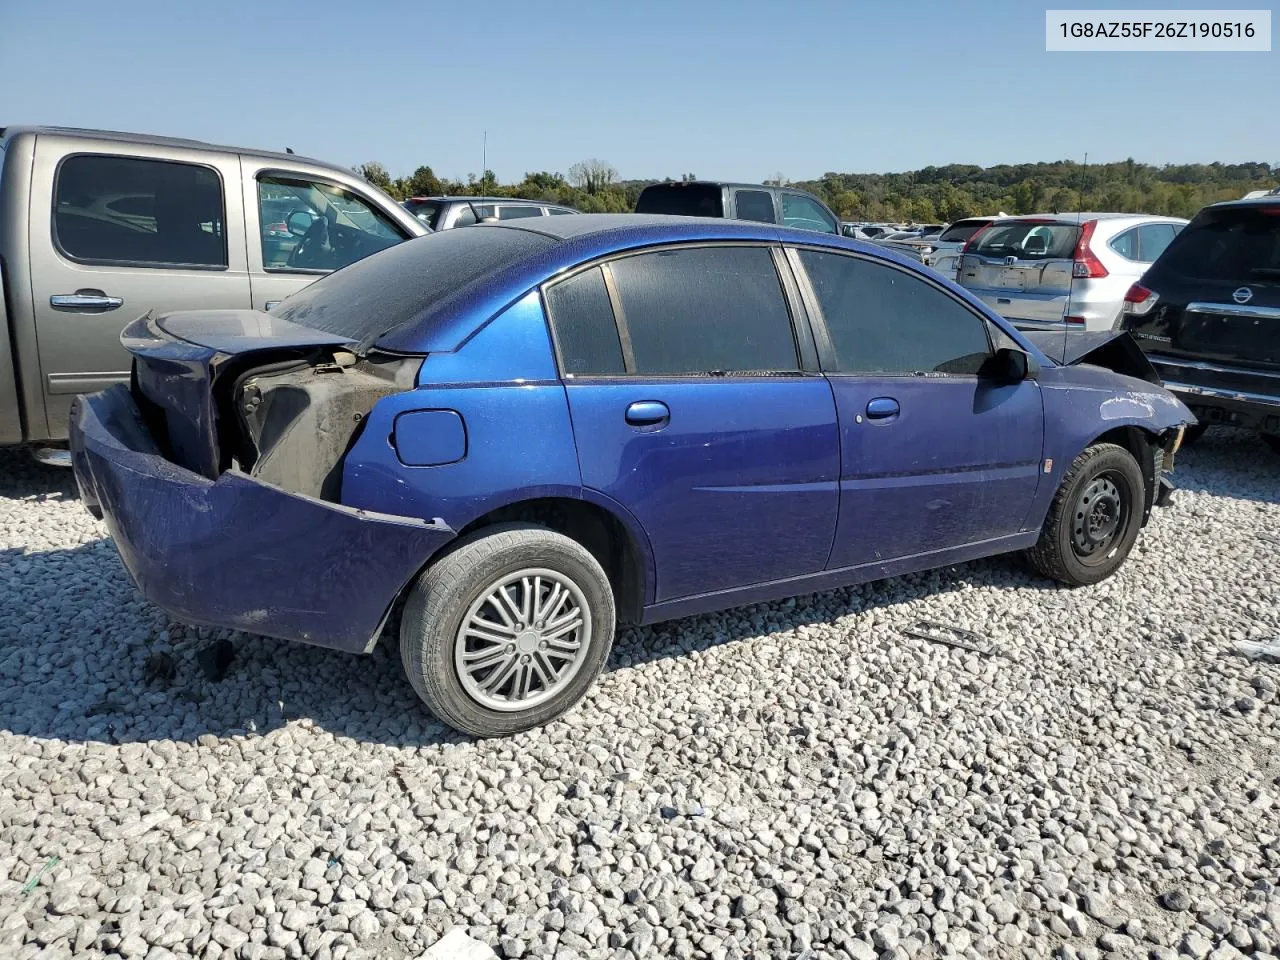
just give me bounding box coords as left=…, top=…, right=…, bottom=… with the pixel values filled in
left=70, top=385, right=455, bottom=653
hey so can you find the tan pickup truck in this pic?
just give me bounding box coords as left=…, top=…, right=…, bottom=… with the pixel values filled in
left=0, top=126, right=427, bottom=461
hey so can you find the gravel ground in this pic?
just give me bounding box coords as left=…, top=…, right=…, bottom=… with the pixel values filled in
left=0, top=430, right=1277, bottom=960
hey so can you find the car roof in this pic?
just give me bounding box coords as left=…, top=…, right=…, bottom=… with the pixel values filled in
left=1, top=124, right=345, bottom=172
left=1203, top=196, right=1280, bottom=211
left=641, top=180, right=807, bottom=192
left=1007, top=212, right=1185, bottom=224
left=368, top=214, right=1009, bottom=354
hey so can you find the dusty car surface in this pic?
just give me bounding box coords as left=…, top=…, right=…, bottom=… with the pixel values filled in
left=70, top=215, right=1194, bottom=737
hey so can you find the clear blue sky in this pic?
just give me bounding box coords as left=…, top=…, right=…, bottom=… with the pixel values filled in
left=3, top=0, right=1275, bottom=182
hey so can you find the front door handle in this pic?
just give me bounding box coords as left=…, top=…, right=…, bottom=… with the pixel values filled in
left=865, top=397, right=900, bottom=420
left=50, top=290, right=123, bottom=311
left=625, top=400, right=670, bottom=427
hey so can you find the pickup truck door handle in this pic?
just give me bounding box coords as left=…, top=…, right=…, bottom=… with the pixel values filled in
left=50, top=291, right=123, bottom=311
left=865, top=397, right=900, bottom=420
left=624, top=400, right=670, bottom=427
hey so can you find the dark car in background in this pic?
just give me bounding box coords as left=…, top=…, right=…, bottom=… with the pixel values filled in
left=1120, top=196, right=1280, bottom=451
left=403, top=196, right=579, bottom=230
left=636, top=181, right=841, bottom=234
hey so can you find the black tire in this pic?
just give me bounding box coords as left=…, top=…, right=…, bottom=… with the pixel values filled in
left=1262, top=433, right=1280, bottom=456
left=400, top=523, right=616, bottom=738
left=1026, top=443, right=1146, bottom=587
left=1180, top=423, right=1209, bottom=446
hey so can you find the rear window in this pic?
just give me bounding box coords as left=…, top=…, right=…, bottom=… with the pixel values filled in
left=271, top=226, right=555, bottom=348
left=937, top=219, right=990, bottom=244
left=403, top=199, right=443, bottom=229
left=969, top=220, right=1080, bottom=260
left=635, top=184, right=724, bottom=218
left=1156, top=206, right=1280, bottom=283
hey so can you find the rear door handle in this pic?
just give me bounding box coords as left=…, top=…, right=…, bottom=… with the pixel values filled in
left=865, top=397, right=900, bottom=420
left=625, top=400, right=670, bottom=427
left=50, top=291, right=123, bottom=311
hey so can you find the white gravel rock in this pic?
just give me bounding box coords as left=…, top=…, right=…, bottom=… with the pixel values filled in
left=1, top=430, right=1278, bottom=960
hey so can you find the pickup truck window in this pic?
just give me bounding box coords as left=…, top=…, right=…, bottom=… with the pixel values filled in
left=780, top=193, right=838, bottom=234
left=53, top=155, right=227, bottom=268
left=734, top=190, right=777, bottom=224
left=258, top=175, right=407, bottom=273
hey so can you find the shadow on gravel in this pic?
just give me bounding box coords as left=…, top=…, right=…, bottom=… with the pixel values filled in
left=0, top=427, right=1270, bottom=749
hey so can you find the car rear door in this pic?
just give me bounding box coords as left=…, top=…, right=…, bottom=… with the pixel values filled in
left=959, top=218, right=1080, bottom=330
left=542, top=242, right=840, bottom=602
left=27, top=137, right=250, bottom=439
left=791, top=247, right=1044, bottom=569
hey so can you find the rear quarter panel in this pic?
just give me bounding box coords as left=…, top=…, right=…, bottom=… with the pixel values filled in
left=341, top=291, right=585, bottom=529
left=0, top=131, right=37, bottom=443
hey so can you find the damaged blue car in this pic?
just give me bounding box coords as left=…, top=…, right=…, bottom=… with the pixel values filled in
left=70, top=215, right=1195, bottom=737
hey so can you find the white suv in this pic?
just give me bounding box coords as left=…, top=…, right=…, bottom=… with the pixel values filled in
left=956, top=213, right=1187, bottom=332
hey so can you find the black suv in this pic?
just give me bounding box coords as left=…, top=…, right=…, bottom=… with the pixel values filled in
left=635, top=181, right=840, bottom=234
left=1120, top=196, right=1280, bottom=452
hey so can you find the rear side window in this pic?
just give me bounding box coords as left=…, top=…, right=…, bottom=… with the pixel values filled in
left=799, top=250, right=991, bottom=375
left=54, top=154, right=227, bottom=268
left=635, top=184, right=724, bottom=217
left=971, top=220, right=1080, bottom=260
left=734, top=190, right=776, bottom=224
left=497, top=205, right=544, bottom=220
left=609, top=246, right=799, bottom=375
left=404, top=199, right=443, bottom=229
left=544, top=266, right=625, bottom=375
left=1109, top=227, right=1139, bottom=260
left=1157, top=207, right=1280, bottom=283
left=1137, top=223, right=1177, bottom=261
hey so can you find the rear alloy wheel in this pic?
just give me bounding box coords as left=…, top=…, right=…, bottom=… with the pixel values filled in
left=400, top=523, right=615, bottom=737
left=1027, top=443, right=1145, bottom=586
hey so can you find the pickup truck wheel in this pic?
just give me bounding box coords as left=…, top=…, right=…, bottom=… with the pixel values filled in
left=1026, top=443, right=1144, bottom=587
left=400, top=523, right=615, bottom=738
left=1261, top=433, right=1280, bottom=456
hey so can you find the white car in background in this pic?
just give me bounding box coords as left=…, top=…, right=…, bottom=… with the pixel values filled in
left=956, top=213, right=1188, bottom=332
left=927, top=215, right=1009, bottom=277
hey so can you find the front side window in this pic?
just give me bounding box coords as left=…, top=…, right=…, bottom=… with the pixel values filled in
left=258, top=175, right=406, bottom=272
left=799, top=250, right=991, bottom=375
left=54, top=154, right=227, bottom=267
left=734, top=189, right=776, bottom=224
left=609, top=246, right=799, bottom=375
left=780, top=193, right=837, bottom=234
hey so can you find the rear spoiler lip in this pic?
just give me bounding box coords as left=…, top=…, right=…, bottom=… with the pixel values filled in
left=1021, top=330, right=1163, bottom=386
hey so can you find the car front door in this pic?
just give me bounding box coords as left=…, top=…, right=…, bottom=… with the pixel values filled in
left=243, top=167, right=415, bottom=311
left=542, top=243, right=840, bottom=602
left=28, top=145, right=250, bottom=439
left=789, top=247, right=1045, bottom=570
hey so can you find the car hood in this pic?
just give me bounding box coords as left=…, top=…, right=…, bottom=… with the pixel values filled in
left=1023, top=330, right=1161, bottom=385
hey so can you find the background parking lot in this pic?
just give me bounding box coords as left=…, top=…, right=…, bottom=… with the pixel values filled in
left=1, top=434, right=1277, bottom=960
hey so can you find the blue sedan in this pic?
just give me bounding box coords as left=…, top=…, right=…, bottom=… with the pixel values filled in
left=70, top=215, right=1194, bottom=737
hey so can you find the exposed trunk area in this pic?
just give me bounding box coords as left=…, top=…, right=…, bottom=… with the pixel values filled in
left=220, top=349, right=418, bottom=501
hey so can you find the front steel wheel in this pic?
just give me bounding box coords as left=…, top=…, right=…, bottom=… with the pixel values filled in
left=1027, top=443, right=1145, bottom=586
left=400, top=524, right=615, bottom=738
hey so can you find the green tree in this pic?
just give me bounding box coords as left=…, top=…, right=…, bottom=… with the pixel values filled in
left=353, top=162, right=395, bottom=196
left=405, top=165, right=443, bottom=197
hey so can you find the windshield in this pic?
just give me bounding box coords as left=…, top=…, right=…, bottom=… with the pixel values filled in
left=1158, top=205, right=1280, bottom=283
left=271, top=225, right=556, bottom=350
left=970, top=220, right=1081, bottom=260
left=635, top=184, right=724, bottom=217
left=403, top=199, right=444, bottom=230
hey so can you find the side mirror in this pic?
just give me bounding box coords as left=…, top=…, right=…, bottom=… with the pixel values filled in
left=982, top=346, right=1037, bottom=383
left=286, top=210, right=315, bottom=236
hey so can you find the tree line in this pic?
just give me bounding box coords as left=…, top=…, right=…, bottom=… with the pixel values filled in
left=355, top=157, right=1277, bottom=222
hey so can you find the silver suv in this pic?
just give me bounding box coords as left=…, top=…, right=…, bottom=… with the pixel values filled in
left=402, top=196, right=579, bottom=230
left=957, top=213, right=1187, bottom=332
